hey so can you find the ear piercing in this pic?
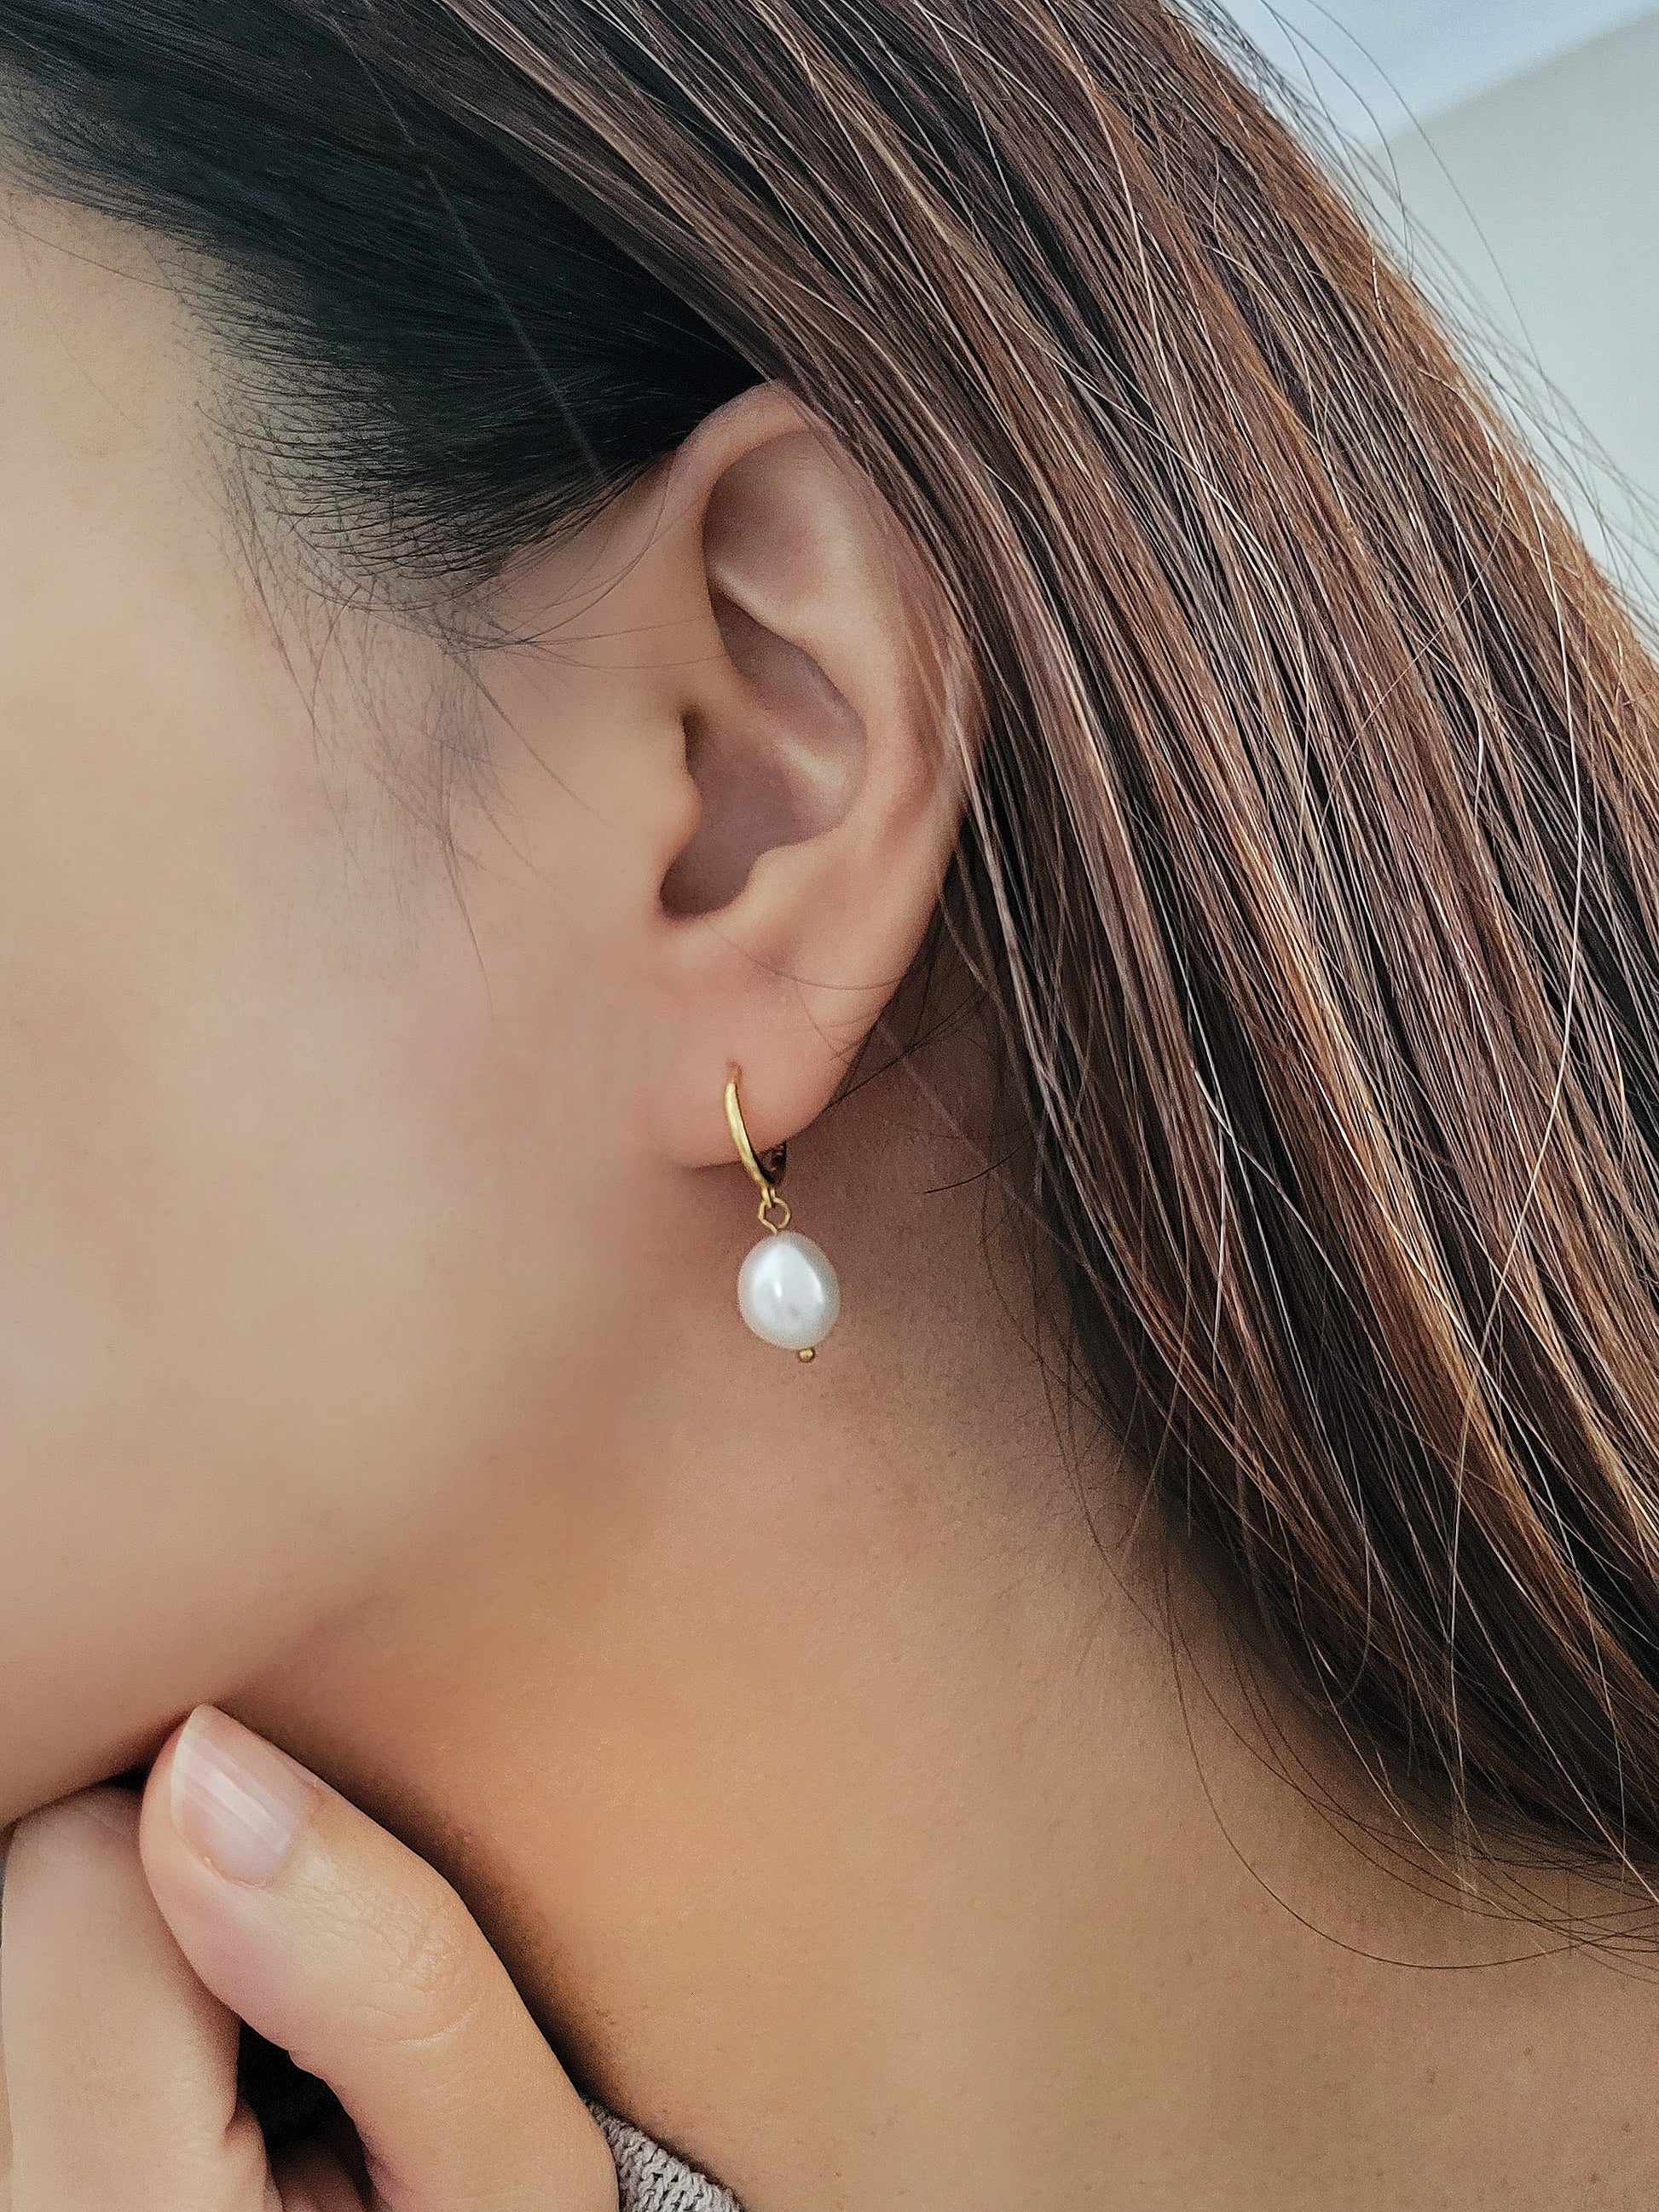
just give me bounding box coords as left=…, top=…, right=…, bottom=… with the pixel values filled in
left=724, top=1065, right=840, bottom=1360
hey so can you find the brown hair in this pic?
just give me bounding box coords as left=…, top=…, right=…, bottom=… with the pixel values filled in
left=13, top=0, right=1659, bottom=1876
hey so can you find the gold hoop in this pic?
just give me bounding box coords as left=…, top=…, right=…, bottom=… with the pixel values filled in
left=725, top=1064, right=792, bottom=1234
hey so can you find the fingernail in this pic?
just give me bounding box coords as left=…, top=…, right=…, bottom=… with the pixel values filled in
left=170, top=1707, right=318, bottom=1886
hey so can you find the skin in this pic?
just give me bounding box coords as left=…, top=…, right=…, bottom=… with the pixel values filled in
left=4, top=182, right=1659, bottom=2211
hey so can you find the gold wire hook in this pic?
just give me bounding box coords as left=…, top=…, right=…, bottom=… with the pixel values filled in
left=725, top=1064, right=791, bottom=1233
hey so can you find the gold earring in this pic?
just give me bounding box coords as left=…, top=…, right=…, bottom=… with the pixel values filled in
left=725, top=1064, right=840, bottom=1361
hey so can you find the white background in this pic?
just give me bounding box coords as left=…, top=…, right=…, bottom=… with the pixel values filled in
left=1220, top=0, right=1657, bottom=139
left=1209, top=1, right=1659, bottom=610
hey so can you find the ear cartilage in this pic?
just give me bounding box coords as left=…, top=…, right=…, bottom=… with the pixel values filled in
left=723, top=1066, right=841, bottom=1360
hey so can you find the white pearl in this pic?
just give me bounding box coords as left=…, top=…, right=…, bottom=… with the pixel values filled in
left=737, top=1229, right=841, bottom=1352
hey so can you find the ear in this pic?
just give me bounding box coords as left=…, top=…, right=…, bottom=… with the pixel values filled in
left=633, top=380, right=972, bottom=1170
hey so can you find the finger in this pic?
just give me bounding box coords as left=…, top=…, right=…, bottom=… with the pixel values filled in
left=139, top=1707, right=617, bottom=2212
left=0, top=1788, right=271, bottom=2212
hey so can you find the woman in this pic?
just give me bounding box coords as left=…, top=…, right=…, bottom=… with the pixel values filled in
left=2, top=0, right=1658, bottom=2203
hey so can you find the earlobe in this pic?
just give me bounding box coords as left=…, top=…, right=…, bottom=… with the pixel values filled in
left=643, top=384, right=968, bottom=1174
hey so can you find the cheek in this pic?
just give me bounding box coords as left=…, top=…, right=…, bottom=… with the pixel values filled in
left=406, top=789, right=678, bottom=1398
left=0, top=622, right=539, bottom=1819
left=0, top=208, right=564, bottom=1816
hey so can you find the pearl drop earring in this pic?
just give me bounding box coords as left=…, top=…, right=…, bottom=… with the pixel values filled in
left=724, top=1064, right=841, bottom=1361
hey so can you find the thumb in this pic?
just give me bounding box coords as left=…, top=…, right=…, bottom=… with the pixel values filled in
left=137, top=1706, right=618, bottom=2212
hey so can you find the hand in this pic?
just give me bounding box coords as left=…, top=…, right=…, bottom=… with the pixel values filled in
left=0, top=1705, right=621, bottom=2210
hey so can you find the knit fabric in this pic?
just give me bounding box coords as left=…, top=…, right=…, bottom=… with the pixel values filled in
left=587, top=2098, right=744, bottom=2212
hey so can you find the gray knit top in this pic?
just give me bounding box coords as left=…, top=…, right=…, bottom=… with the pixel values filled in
left=587, top=2099, right=743, bottom=2212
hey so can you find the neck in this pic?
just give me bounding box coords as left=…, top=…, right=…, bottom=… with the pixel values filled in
left=233, top=1030, right=1659, bottom=2210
